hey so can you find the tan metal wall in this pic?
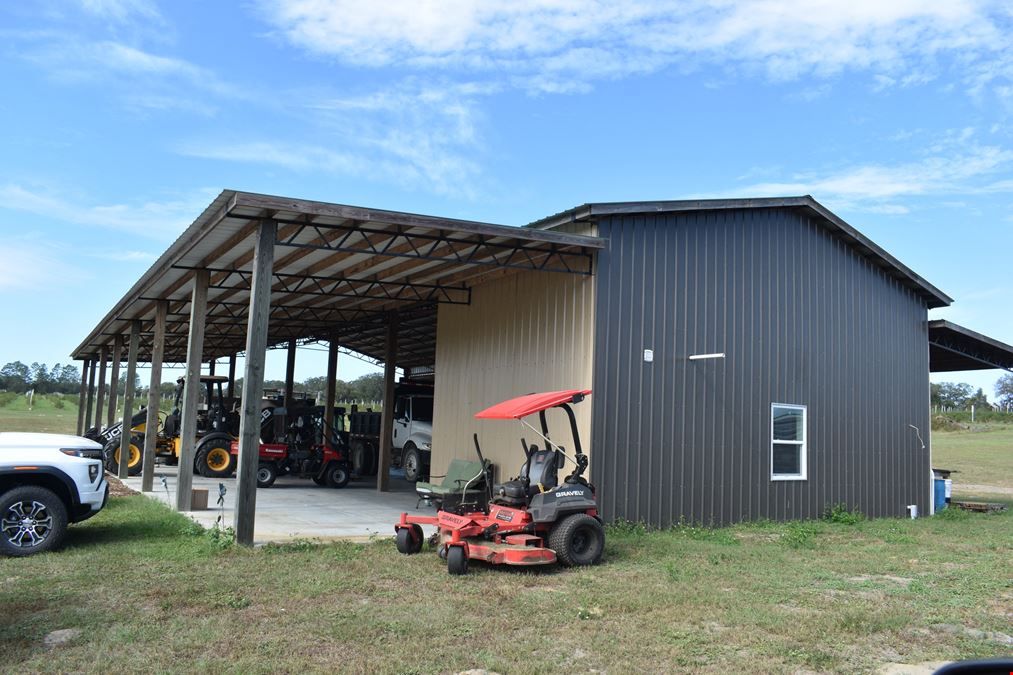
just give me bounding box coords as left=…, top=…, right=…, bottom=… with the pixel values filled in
left=431, top=270, right=596, bottom=483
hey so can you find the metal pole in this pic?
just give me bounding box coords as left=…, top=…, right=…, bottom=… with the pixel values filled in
left=227, top=353, right=237, bottom=400
left=84, top=359, right=97, bottom=432
left=376, top=313, right=398, bottom=492
left=142, top=301, right=167, bottom=492
left=324, top=339, right=339, bottom=444
left=107, top=335, right=122, bottom=428
left=234, top=220, right=276, bottom=546
left=76, top=359, right=90, bottom=436
left=94, top=346, right=108, bottom=430
left=175, top=269, right=209, bottom=511
left=117, top=321, right=140, bottom=479
left=284, top=340, right=297, bottom=409
left=208, top=359, right=216, bottom=376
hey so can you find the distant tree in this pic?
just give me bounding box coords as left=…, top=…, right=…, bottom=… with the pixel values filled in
left=29, top=362, right=50, bottom=393
left=996, top=374, right=1013, bottom=408
left=57, top=364, right=80, bottom=393
left=932, top=382, right=974, bottom=408
left=351, top=373, right=385, bottom=401
left=0, top=361, right=31, bottom=391
left=966, top=387, right=989, bottom=409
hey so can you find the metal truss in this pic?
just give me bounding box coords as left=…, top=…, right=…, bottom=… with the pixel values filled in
left=257, top=217, right=595, bottom=275
left=930, top=339, right=1013, bottom=373
left=171, top=266, right=471, bottom=305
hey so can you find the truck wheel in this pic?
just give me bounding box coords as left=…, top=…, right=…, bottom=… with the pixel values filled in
left=0, top=486, right=69, bottom=557
left=548, top=514, right=604, bottom=567
left=447, top=545, right=469, bottom=575
left=395, top=524, right=423, bottom=554
left=326, top=463, right=350, bottom=488
left=256, top=463, right=277, bottom=488
left=351, top=440, right=367, bottom=475
left=196, top=442, right=235, bottom=478
left=402, top=444, right=421, bottom=482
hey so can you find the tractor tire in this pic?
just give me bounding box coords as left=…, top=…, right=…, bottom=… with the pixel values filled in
left=325, top=463, right=350, bottom=489
left=106, top=436, right=143, bottom=476
left=548, top=514, right=604, bottom=567
left=350, top=440, right=368, bottom=475
left=256, top=463, right=277, bottom=488
left=402, top=444, right=421, bottom=483
left=196, top=442, right=235, bottom=478
left=395, top=524, right=423, bottom=555
left=0, top=485, right=69, bottom=557
left=447, top=545, right=469, bottom=575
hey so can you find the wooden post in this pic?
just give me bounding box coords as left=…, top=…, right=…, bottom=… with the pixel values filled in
left=227, top=353, right=237, bottom=401
left=324, top=339, right=339, bottom=445
left=76, top=359, right=90, bottom=436
left=234, top=220, right=275, bottom=546
left=94, top=346, right=108, bottom=430
left=84, top=358, right=97, bottom=432
left=208, top=360, right=216, bottom=376
left=117, top=321, right=140, bottom=479
left=175, top=270, right=209, bottom=511
left=284, top=340, right=297, bottom=409
left=107, top=334, right=122, bottom=428
left=142, top=301, right=167, bottom=492
left=376, top=313, right=398, bottom=492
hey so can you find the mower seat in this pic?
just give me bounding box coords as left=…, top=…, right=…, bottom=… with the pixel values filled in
left=415, top=459, right=489, bottom=509
left=492, top=448, right=560, bottom=506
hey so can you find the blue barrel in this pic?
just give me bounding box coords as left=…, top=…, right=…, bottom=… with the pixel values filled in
left=934, top=478, right=947, bottom=511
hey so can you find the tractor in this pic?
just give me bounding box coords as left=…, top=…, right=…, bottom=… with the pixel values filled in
left=394, top=389, right=604, bottom=575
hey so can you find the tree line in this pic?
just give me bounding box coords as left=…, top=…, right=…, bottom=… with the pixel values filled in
left=932, top=374, right=1013, bottom=409
left=1, top=361, right=82, bottom=394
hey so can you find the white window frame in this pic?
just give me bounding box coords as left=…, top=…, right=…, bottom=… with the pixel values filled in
left=771, top=403, right=807, bottom=481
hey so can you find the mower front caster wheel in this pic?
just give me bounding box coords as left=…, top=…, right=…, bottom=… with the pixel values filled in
left=447, top=545, right=469, bottom=575
left=395, top=524, right=423, bottom=555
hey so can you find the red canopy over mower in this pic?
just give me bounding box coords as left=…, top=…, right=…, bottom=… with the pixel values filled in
left=394, top=389, right=604, bottom=575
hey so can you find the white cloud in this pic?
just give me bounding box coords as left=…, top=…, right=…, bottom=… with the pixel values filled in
left=0, top=242, right=85, bottom=292
left=0, top=185, right=218, bottom=239
left=77, top=0, right=161, bottom=23
left=257, top=0, right=1011, bottom=92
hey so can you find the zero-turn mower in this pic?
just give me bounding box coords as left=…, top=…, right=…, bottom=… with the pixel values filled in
left=394, top=389, right=604, bottom=575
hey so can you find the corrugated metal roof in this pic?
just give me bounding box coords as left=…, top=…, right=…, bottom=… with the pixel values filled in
left=71, top=190, right=605, bottom=367
left=527, top=196, right=952, bottom=309
left=929, top=320, right=1013, bottom=372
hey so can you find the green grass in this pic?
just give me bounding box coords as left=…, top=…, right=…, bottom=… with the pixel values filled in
left=0, top=393, right=80, bottom=435
left=1, top=496, right=1010, bottom=674
left=933, top=422, right=1013, bottom=491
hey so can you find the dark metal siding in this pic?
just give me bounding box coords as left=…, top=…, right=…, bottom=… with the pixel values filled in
left=591, top=208, right=930, bottom=525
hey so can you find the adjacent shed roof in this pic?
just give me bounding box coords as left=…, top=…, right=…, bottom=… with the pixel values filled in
left=528, top=196, right=953, bottom=309
left=71, top=190, right=605, bottom=366
left=928, top=320, right=1013, bottom=373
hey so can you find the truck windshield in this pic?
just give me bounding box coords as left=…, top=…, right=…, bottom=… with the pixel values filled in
left=412, top=397, right=433, bottom=422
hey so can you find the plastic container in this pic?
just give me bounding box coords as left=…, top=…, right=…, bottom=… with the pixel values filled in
left=934, top=478, right=947, bottom=512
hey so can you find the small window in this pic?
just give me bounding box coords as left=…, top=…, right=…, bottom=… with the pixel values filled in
left=771, top=404, right=807, bottom=480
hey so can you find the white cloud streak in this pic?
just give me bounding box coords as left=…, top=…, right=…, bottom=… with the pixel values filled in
left=0, top=184, right=218, bottom=239
left=258, top=0, right=1012, bottom=93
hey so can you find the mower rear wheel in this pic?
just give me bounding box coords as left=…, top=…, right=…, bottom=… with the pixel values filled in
left=447, top=545, right=469, bottom=575
left=395, top=524, right=423, bottom=555
left=256, top=463, right=277, bottom=488
left=548, top=514, right=604, bottom=567
left=325, top=463, right=350, bottom=488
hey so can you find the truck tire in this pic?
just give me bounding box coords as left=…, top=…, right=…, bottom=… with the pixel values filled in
left=0, top=485, right=69, bottom=557
left=402, top=444, right=421, bottom=482
left=351, top=440, right=368, bottom=475
left=548, top=514, right=604, bottom=567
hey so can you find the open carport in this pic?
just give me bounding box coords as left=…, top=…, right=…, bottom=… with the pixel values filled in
left=71, top=190, right=604, bottom=544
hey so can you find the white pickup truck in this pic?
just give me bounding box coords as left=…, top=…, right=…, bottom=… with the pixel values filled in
left=0, top=432, right=109, bottom=557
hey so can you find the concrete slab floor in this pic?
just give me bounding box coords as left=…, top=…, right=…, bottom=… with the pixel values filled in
left=121, top=465, right=439, bottom=545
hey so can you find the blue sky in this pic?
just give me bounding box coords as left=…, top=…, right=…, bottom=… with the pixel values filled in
left=0, top=0, right=1011, bottom=395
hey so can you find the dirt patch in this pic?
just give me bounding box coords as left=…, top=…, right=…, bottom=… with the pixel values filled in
left=105, top=473, right=137, bottom=497
left=848, top=574, right=914, bottom=588
left=878, top=661, right=950, bottom=675
left=931, top=623, right=1013, bottom=646
left=954, top=483, right=1013, bottom=496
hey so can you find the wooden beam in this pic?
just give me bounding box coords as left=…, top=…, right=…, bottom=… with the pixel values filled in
left=84, top=359, right=97, bottom=433
left=141, top=301, right=167, bottom=492
left=376, top=312, right=398, bottom=492
left=234, top=221, right=275, bottom=546
left=175, top=269, right=209, bottom=511
left=76, top=359, right=89, bottom=436
left=107, top=335, right=122, bottom=427
left=94, top=346, right=108, bottom=430
left=117, top=321, right=140, bottom=479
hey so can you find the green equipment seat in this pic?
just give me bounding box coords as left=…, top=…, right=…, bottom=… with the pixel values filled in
left=415, top=458, right=490, bottom=509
